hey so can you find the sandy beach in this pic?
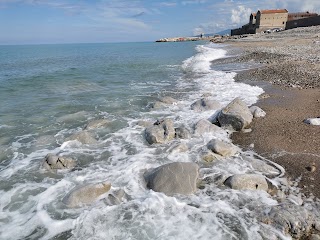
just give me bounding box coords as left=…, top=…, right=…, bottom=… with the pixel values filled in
left=218, top=26, right=320, bottom=199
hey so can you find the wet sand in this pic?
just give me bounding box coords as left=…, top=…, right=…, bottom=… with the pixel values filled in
left=218, top=26, right=320, bottom=199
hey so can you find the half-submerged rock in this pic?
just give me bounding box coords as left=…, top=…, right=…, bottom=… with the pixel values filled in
left=144, top=162, right=199, bottom=196
left=218, top=98, right=253, bottom=131
left=144, top=119, right=175, bottom=144
left=190, top=98, right=221, bottom=112
left=63, top=181, right=111, bottom=208
left=149, top=97, right=178, bottom=109
left=194, top=119, right=226, bottom=136
left=67, top=131, right=97, bottom=144
left=42, top=154, right=76, bottom=172
left=224, top=174, right=268, bottom=191
left=207, top=139, right=239, bottom=157
left=84, top=119, right=111, bottom=130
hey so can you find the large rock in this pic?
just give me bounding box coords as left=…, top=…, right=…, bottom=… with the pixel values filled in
left=190, top=98, right=221, bottom=112
left=175, top=126, right=191, bottom=139
left=67, top=131, right=97, bottom=144
left=144, top=119, right=175, bottom=144
left=194, top=119, right=226, bottom=136
left=249, top=106, right=266, bottom=118
left=224, top=174, right=268, bottom=191
left=63, top=181, right=111, bottom=208
left=207, top=139, right=239, bottom=157
left=218, top=98, right=253, bottom=131
left=84, top=119, right=111, bottom=130
left=42, top=154, right=76, bottom=172
left=144, top=162, right=199, bottom=196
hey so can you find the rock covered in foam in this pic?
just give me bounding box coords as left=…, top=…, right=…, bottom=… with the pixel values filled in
left=190, top=98, right=221, bottom=112
left=224, top=174, right=268, bottom=191
left=304, top=117, right=320, bottom=125
left=144, top=162, right=199, bottom=196
left=207, top=139, right=239, bottom=157
left=149, top=96, right=178, bottom=109
left=63, top=181, right=111, bottom=208
left=194, top=119, right=226, bottom=136
left=42, top=153, right=76, bottom=172
left=218, top=98, right=253, bottom=131
left=144, top=119, right=175, bottom=144
left=249, top=106, right=266, bottom=118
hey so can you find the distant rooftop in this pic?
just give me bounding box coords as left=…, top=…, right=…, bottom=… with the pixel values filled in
left=258, top=9, right=288, bottom=14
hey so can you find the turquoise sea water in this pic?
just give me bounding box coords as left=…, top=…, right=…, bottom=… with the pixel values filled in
left=0, top=41, right=288, bottom=240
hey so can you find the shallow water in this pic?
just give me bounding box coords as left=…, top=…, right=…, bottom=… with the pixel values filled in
left=0, top=41, right=312, bottom=239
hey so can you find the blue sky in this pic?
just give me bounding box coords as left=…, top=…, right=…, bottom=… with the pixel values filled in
left=0, top=0, right=319, bottom=44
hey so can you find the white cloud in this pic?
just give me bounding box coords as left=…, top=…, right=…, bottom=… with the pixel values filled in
left=276, top=0, right=320, bottom=12
left=231, top=5, right=252, bottom=25
left=193, top=21, right=228, bottom=35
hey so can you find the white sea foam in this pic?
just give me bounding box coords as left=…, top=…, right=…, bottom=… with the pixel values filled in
left=0, top=43, right=303, bottom=239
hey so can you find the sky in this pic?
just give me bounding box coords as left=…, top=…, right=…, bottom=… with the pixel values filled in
left=0, top=0, right=319, bottom=44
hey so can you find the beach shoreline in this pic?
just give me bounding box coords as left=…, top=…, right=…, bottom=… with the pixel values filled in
left=215, top=26, right=320, bottom=199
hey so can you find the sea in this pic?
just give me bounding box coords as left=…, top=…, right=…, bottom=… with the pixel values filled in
left=0, top=41, right=292, bottom=239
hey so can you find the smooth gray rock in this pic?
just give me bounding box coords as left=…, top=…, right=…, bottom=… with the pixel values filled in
left=63, top=181, right=111, bottom=208
left=144, top=119, right=175, bottom=144
left=84, top=119, right=111, bottom=130
left=224, top=174, right=268, bottom=191
left=175, top=127, right=191, bottom=139
left=249, top=106, right=266, bottom=118
left=218, top=98, right=253, bottom=131
left=194, top=119, right=226, bottom=136
left=207, top=139, right=239, bottom=157
left=67, top=131, right=97, bottom=144
left=144, top=162, right=199, bottom=196
left=190, top=98, right=221, bottom=112
left=42, top=154, right=76, bottom=172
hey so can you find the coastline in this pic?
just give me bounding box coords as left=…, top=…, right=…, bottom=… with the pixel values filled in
left=217, top=26, right=320, bottom=199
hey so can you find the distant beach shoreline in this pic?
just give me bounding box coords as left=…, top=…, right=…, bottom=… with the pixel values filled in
left=214, top=26, right=320, bottom=199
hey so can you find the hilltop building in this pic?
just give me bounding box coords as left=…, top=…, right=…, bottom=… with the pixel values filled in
left=231, top=9, right=320, bottom=35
